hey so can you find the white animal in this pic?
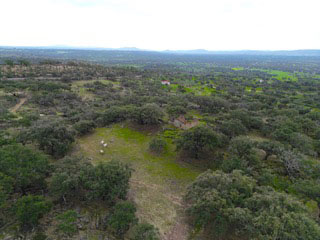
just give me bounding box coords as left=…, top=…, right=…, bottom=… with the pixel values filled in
left=100, top=140, right=104, bottom=144
left=100, top=150, right=104, bottom=154
left=103, top=143, right=108, bottom=147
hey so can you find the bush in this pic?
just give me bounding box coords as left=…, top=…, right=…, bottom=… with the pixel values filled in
left=220, top=119, right=247, bottom=138
left=149, top=137, right=167, bottom=154
left=289, top=132, right=316, bottom=156
left=98, top=106, right=130, bottom=126
left=21, top=121, right=75, bottom=158
left=0, top=144, right=50, bottom=193
left=74, top=120, right=96, bottom=136
left=50, top=158, right=132, bottom=204
left=49, top=156, right=86, bottom=203
left=221, top=136, right=260, bottom=173
left=56, top=210, right=78, bottom=237
left=108, top=201, right=137, bottom=238
left=176, top=125, right=219, bottom=158
left=0, top=173, right=14, bottom=208
left=130, top=223, right=160, bottom=240
left=131, top=104, right=164, bottom=125
left=185, top=170, right=320, bottom=239
left=80, top=161, right=132, bottom=204
left=14, top=195, right=52, bottom=230
left=32, top=232, right=48, bottom=240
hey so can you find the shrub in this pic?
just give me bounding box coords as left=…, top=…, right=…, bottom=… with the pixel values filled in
left=176, top=125, right=219, bottom=158
left=130, top=223, right=160, bottom=240
left=50, top=158, right=132, bottom=204
left=221, top=136, right=260, bottom=173
left=149, top=137, right=167, bottom=154
left=220, top=119, right=247, bottom=138
left=49, top=156, right=86, bottom=203
left=98, top=106, right=130, bottom=126
left=74, top=120, right=96, bottom=136
left=108, top=201, right=137, bottom=238
left=56, top=210, right=78, bottom=237
left=132, top=104, right=164, bottom=125
left=14, top=195, right=52, bottom=230
left=0, top=144, right=50, bottom=192
left=185, top=170, right=320, bottom=239
left=21, top=121, right=75, bottom=158
left=80, top=161, right=132, bottom=204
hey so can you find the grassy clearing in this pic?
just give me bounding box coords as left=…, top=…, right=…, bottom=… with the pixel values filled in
left=248, top=131, right=270, bottom=142
left=71, top=79, right=120, bottom=100
left=77, top=124, right=201, bottom=236
left=255, top=69, right=298, bottom=82
left=245, top=86, right=252, bottom=92
left=256, top=87, right=263, bottom=93
left=232, top=67, right=244, bottom=71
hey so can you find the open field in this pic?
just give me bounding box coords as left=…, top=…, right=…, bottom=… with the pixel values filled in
left=77, top=124, right=201, bottom=238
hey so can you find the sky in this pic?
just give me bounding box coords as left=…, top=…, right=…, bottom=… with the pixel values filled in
left=0, top=0, right=319, bottom=51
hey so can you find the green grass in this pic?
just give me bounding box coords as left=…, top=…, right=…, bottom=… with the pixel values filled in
left=232, top=67, right=244, bottom=71
left=77, top=124, right=200, bottom=235
left=256, top=87, right=263, bottom=93
left=71, top=79, right=120, bottom=99
left=245, top=86, right=252, bottom=92
left=254, top=69, right=298, bottom=82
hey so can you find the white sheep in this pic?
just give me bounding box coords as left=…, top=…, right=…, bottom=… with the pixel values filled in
left=103, top=143, right=108, bottom=147
left=100, top=140, right=104, bottom=145
left=100, top=150, right=104, bottom=154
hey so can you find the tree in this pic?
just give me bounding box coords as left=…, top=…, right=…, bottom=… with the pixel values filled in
left=221, top=136, right=260, bottom=173
left=132, top=104, right=164, bottom=125
left=185, top=170, right=255, bottom=236
left=4, top=59, right=14, bottom=66
left=108, top=201, right=137, bottom=238
left=14, top=195, right=52, bottom=230
left=50, top=158, right=132, bottom=204
left=220, top=119, right=247, bottom=138
left=22, top=121, right=75, bottom=158
left=98, top=106, right=131, bottom=126
left=49, top=156, right=85, bottom=203
left=80, top=161, right=132, bottom=204
left=244, top=187, right=320, bottom=240
left=289, top=132, right=316, bottom=156
left=130, top=223, right=160, bottom=240
left=0, top=173, right=13, bottom=207
left=0, top=144, right=50, bottom=193
left=229, top=109, right=263, bottom=130
left=176, top=125, right=219, bottom=158
left=185, top=170, right=320, bottom=239
left=74, top=120, right=96, bottom=136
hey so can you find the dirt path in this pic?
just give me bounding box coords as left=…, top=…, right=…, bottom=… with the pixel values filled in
left=10, top=97, right=27, bottom=113
left=166, top=220, right=190, bottom=240
left=130, top=179, right=190, bottom=240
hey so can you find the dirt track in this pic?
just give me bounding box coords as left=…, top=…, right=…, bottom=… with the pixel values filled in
left=10, top=97, right=27, bottom=113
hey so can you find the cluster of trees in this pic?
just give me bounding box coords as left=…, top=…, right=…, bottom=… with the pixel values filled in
left=0, top=132, right=159, bottom=239
left=185, top=170, right=320, bottom=239
left=1, top=54, right=320, bottom=239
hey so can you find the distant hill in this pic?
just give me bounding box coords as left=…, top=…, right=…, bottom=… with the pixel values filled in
left=163, top=49, right=320, bottom=56
left=1, top=46, right=320, bottom=56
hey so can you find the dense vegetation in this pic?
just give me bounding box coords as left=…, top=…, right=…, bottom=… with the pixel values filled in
left=1, top=49, right=320, bottom=239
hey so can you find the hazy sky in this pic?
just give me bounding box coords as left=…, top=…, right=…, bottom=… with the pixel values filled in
left=1, top=0, right=319, bottom=50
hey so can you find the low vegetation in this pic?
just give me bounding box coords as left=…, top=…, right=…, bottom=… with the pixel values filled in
left=1, top=49, right=320, bottom=239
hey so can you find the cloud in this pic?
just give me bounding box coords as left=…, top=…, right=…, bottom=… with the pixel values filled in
left=0, top=0, right=319, bottom=50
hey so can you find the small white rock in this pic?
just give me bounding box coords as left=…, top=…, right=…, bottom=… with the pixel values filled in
left=100, top=150, right=104, bottom=154
left=100, top=140, right=104, bottom=144
left=103, top=143, right=107, bottom=147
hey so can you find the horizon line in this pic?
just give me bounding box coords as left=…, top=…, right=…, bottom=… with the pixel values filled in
left=1, top=45, right=320, bottom=52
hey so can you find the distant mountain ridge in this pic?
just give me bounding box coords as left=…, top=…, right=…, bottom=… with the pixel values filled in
left=1, top=46, right=320, bottom=56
